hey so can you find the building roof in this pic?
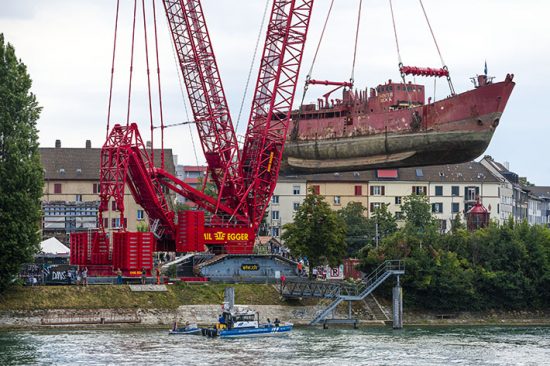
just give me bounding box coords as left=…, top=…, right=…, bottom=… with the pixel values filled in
left=40, top=147, right=175, bottom=181
left=294, top=161, right=500, bottom=184
left=529, top=186, right=550, bottom=199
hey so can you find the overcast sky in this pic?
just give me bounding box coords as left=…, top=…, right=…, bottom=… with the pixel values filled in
left=1, top=0, right=549, bottom=184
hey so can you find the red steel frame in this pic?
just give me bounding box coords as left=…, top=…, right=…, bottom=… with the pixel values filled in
left=162, top=0, right=244, bottom=215
left=240, top=0, right=314, bottom=229
left=99, top=0, right=314, bottom=254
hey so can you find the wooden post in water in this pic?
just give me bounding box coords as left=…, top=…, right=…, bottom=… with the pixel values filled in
left=392, top=275, right=403, bottom=329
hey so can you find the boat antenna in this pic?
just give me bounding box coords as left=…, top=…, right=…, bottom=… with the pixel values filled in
left=418, top=0, right=455, bottom=95
left=350, top=0, right=363, bottom=86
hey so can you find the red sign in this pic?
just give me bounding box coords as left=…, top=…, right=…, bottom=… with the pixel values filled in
left=203, top=227, right=253, bottom=244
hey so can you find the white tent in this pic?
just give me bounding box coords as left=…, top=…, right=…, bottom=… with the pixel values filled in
left=40, top=237, right=70, bottom=255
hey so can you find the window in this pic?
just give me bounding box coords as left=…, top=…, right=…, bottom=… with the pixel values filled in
left=293, top=202, right=300, bottom=211
left=54, top=183, right=62, bottom=194
left=395, top=211, right=404, bottom=220
left=370, top=202, right=383, bottom=212
left=312, top=185, right=320, bottom=195
left=93, top=183, right=100, bottom=194
left=370, top=185, right=385, bottom=196
left=111, top=201, right=118, bottom=211
left=333, top=196, right=341, bottom=205
left=272, top=227, right=280, bottom=237
left=272, top=210, right=280, bottom=220
left=412, top=186, right=427, bottom=195
left=395, top=196, right=402, bottom=205
left=451, top=186, right=459, bottom=196
left=452, top=202, right=460, bottom=213
left=432, top=203, right=443, bottom=213
left=272, top=195, right=279, bottom=204
left=354, top=185, right=362, bottom=196
left=75, top=194, right=82, bottom=202
left=137, top=210, right=144, bottom=220
left=103, top=218, right=109, bottom=228
left=293, top=185, right=301, bottom=195
left=415, top=168, right=423, bottom=177
left=465, top=186, right=480, bottom=201
left=112, top=218, right=120, bottom=228
left=435, top=186, right=443, bottom=196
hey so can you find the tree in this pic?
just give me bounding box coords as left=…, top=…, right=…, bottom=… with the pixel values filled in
left=370, top=203, right=398, bottom=247
left=282, top=190, right=347, bottom=275
left=337, top=202, right=369, bottom=256
left=0, top=34, right=43, bottom=292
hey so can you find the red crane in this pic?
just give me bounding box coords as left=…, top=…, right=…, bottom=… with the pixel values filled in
left=98, top=0, right=314, bottom=255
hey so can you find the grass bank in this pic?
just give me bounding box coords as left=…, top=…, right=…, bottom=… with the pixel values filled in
left=0, top=283, right=286, bottom=311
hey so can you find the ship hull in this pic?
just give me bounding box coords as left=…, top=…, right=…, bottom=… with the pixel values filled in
left=282, top=76, right=514, bottom=173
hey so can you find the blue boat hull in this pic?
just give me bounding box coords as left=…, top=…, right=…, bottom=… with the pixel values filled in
left=218, top=325, right=293, bottom=338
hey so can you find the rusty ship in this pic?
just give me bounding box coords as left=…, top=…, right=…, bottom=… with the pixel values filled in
left=282, top=73, right=515, bottom=173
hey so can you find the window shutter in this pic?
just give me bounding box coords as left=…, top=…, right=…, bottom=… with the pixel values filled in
left=381, top=186, right=385, bottom=196
left=370, top=186, right=374, bottom=195
left=412, top=186, right=415, bottom=194
left=370, top=203, right=374, bottom=212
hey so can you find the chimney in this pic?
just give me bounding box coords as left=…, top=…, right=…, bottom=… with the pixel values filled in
left=55, top=139, right=61, bottom=148
left=85, top=140, right=91, bottom=149
left=504, top=161, right=510, bottom=170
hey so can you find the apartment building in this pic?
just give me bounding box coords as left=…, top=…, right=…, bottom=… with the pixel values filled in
left=265, top=176, right=307, bottom=238
left=175, top=164, right=208, bottom=206
left=527, top=186, right=550, bottom=227
left=40, top=140, right=176, bottom=243
left=302, top=162, right=501, bottom=232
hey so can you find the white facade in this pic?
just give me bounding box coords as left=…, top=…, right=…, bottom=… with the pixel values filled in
left=266, top=178, right=307, bottom=238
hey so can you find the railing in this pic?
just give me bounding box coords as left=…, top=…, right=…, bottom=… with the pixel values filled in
left=279, top=260, right=404, bottom=325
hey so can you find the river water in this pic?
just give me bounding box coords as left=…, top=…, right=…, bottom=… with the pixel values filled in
left=1, top=326, right=549, bottom=365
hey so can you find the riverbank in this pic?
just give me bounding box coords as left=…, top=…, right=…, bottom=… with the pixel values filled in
left=0, top=284, right=548, bottom=329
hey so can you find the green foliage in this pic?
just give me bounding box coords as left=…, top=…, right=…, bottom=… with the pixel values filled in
left=359, top=194, right=550, bottom=311
left=282, top=190, right=347, bottom=273
left=337, top=202, right=397, bottom=257
left=337, top=202, right=369, bottom=256
left=136, top=222, right=149, bottom=232
left=0, top=34, right=43, bottom=293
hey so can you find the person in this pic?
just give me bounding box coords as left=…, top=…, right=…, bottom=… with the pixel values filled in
left=65, top=270, right=71, bottom=285
left=280, top=274, right=286, bottom=289
left=82, top=267, right=88, bottom=287
left=297, top=261, right=303, bottom=276
left=155, top=267, right=161, bottom=285
left=76, top=268, right=81, bottom=286
left=116, top=268, right=123, bottom=285
left=274, top=318, right=280, bottom=327
left=141, top=267, right=147, bottom=285
left=312, top=267, right=318, bottom=280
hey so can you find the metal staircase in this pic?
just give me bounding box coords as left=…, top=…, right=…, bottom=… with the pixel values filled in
left=281, top=260, right=404, bottom=325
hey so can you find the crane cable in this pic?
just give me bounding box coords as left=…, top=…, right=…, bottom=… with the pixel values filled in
left=291, top=0, right=335, bottom=140
left=350, top=0, right=363, bottom=85
left=418, top=0, right=455, bottom=95
left=106, top=0, right=120, bottom=140
left=126, top=0, right=138, bottom=126
left=141, top=0, right=155, bottom=162
left=152, top=0, right=166, bottom=169
left=236, top=0, right=271, bottom=134
left=389, top=0, right=412, bottom=104
left=163, top=8, right=201, bottom=172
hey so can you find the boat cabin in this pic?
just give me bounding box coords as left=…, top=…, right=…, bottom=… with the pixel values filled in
left=219, top=309, right=259, bottom=330
left=369, top=80, right=425, bottom=112
left=293, top=79, right=426, bottom=122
